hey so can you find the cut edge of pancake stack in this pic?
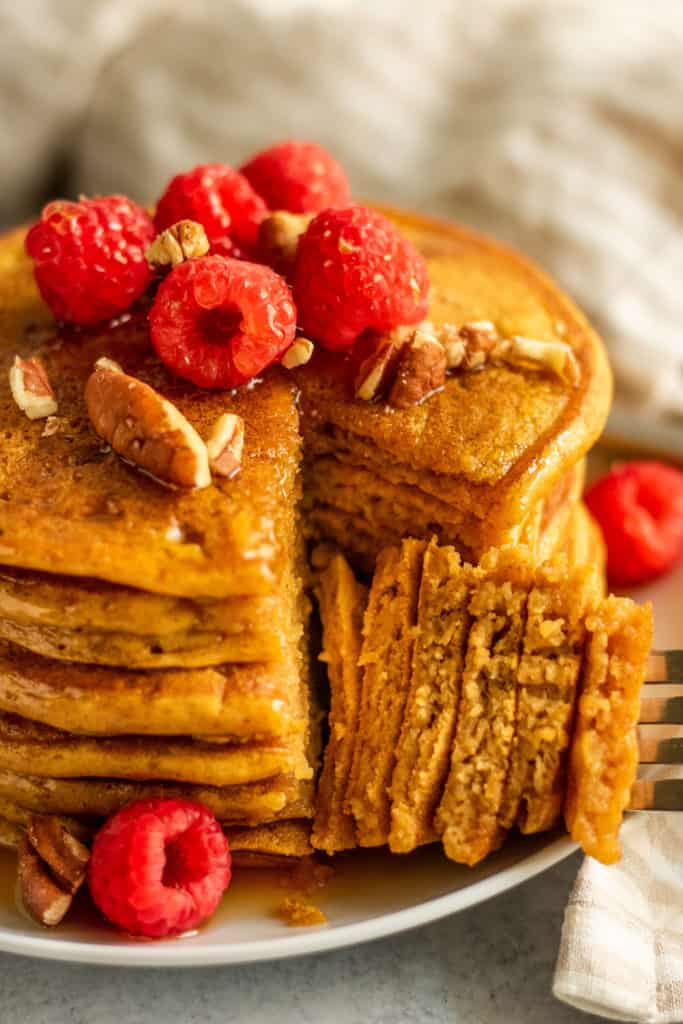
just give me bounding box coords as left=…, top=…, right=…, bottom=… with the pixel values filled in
left=312, top=540, right=652, bottom=866
left=0, top=371, right=319, bottom=869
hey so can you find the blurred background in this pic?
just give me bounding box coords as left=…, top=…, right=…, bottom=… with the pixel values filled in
left=2, top=0, right=681, bottom=453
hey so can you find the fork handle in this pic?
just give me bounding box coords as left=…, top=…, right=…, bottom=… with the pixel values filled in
left=645, top=650, right=683, bottom=684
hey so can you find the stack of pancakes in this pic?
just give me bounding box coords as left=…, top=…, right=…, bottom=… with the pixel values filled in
left=312, top=542, right=651, bottom=865
left=0, top=235, right=317, bottom=865
left=294, top=208, right=612, bottom=572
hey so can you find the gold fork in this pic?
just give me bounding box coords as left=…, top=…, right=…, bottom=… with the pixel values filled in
left=630, top=651, right=683, bottom=811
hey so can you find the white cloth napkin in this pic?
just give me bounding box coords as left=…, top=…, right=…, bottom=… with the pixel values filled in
left=554, top=816, right=683, bottom=1023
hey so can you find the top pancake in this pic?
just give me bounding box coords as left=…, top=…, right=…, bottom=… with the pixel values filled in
left=295, top=206, right=612, bottom=537
left=0, top=229, right=300, bottom=597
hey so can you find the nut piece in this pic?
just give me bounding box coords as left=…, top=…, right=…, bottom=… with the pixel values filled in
left=9, top=355, right=58, bottom=420
left=258, top=211, right=314, bottom=277
left=355, top=336, right=404, bottom=401
left=206, top=412, right=245, bottom=478
left=85, top=358, right=211, bottom=489
left=145, top=220, right=210, bottom=268
left=17, top=837, right=73, bottom=927
left=454, top=321, right=499, bottom=369
left=492, top=335, right=580, bottom=386
left=281, top=338, right=314, bottom=370
left=389, top=326, right=447, bottom=408
left=27, top=815, right=90, bottom=895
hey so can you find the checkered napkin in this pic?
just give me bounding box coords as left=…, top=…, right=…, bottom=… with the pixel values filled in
left=554, top=815, right=683, bottom=1023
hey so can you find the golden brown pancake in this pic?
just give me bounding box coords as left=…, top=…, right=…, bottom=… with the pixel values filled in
left=435, top=549, right=534, bottom=866
left=565, top=596, right=652, bottom=864
left=0, top=640, right=303, bottom=738
left=389, top=541, right=478, bottom=854
left=311, top=551, right=367, bottom=855
left=346, top=539, right=425, bottom=847
left=0, top=767, right=314, bottom=826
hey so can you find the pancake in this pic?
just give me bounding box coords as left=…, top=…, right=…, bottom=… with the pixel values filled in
left=0, top=640, right=304, bottom=738
left=294, top=206, right=611, bottom=568
left=565, top=596, right=653, bottom=864
left=389, top=541, right=478, bottom=854
left=0, top=231, right=302, bottom=597
left=0, top=768, right=314, bottom=826
left=435, top=549, right=534, bottom=866
left=346, top=539, right=425, bottom=847
left=0, top=711, right=312, bottom=787
left=311, top=551, right=367, bottom=855
left=498, top=560, right=600, bottom=834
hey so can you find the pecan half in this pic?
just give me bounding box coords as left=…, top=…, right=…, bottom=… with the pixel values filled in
left=27, top=815, right=90, bottom=895
left=145, top=220, right=210, bottom=268
left=9, top=355, right=58, bottom=420
left=281, top=338, right=314, bottom=369
left=206, top=412, right=245, bottom=478
left=17, top=836, right=74, bottom=927
left=257, top=211, right=313, bottom=278
left=85, top=358, right=211, bottom=488
left=492, top=336, right=580, bottom=386
left=389, top=325, right=447, bottom=408
left=355, top=335, right=404, bottom=401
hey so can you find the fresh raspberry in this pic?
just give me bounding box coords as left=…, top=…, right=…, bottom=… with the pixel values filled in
left=292, top=206, right=429, bottom=351
left=89, top=798, right=231, bottom=938
left=149, top=255, right=296, bottom=389
left=25, top=196, right=155, bottom=326
left=240, top=140, right=351, bottom=214
left=585, top=461, right=683, bottom=585
left=154, top=164, right=267, bottom=251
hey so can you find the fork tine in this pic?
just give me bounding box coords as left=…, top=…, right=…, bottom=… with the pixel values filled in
left=645, top=650, right=683, bottom=684
left=638, top=724, right=683, bottom=764
left=629, top=777, right=683, bottom=811
left=638, top=692, right=683, bottom=725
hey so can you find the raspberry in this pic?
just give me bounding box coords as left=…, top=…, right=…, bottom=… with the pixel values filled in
left=89, top=798, right=231, bottom=938
left=154, top=164, right=267, bottom=251
left=240, top=140, right=350, bottom=214
left=25, top=196, right=154, bottom=326
left=292, top=206, right=429, bottom=351
left=149, top=255, right=296, bottom=389
left=585, top=461, right=683, bottom=585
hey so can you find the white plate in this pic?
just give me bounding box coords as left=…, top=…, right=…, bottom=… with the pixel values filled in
left=0, top=558, right=678, bottom=967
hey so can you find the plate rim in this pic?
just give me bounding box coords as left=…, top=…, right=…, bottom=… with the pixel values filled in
left=0, top=834, right=578, bottom=967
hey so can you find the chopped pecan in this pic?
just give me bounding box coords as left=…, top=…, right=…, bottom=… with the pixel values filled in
left=206, top=412, right=245, bottom=478
left=389, top=326, right=447, bottom=408
left=9, top=355, right=58, bottom=420
left=17, top=836, right=74, bottom=927
left=85, top=358, right=211, bottom=489
left=27, top=815, right=90, bottom=895
left=491, top=335, right=580, bottom=386
left=355, top=335, right=404, bottom=401
left=281, top=338, right=314, bottom=369
left=145, top=220, right=210, bottom=268
left=257, top=211, right=313, bottom=277
left=451, top=321, right=499, bottom=369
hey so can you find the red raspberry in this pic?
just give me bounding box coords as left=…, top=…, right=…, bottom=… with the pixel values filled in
left=240, top=140, right=351, bottom=214
left=149, top=255, right=296, bottom=389
left=25, top=196, right=154, bottom=326
left=292, top=206, right=429, bottom=351
left=154, top=164, right=267, bottom=251
left=89, top=798, right=231, bottom=938
left=585, top=461, right=683, bottom=585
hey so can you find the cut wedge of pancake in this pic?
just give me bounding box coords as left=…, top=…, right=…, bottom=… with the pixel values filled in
left=346, top=539, right=425, bottom=846
left=389, top=541, right=479, bottom=853
left=0, top=768, right=314, bottom=826
left=311, top=551, right=368, bottom=855
left=565, top=596, right=652, bottom=864
left=499, top=560, right=600, bottom=834
left=435, top=549, right=534, bottom=866
left=0, top=642, right=304, bottom=739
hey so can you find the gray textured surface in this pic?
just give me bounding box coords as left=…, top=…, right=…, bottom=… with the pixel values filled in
left=0, top=853, right=603, bottom=1024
